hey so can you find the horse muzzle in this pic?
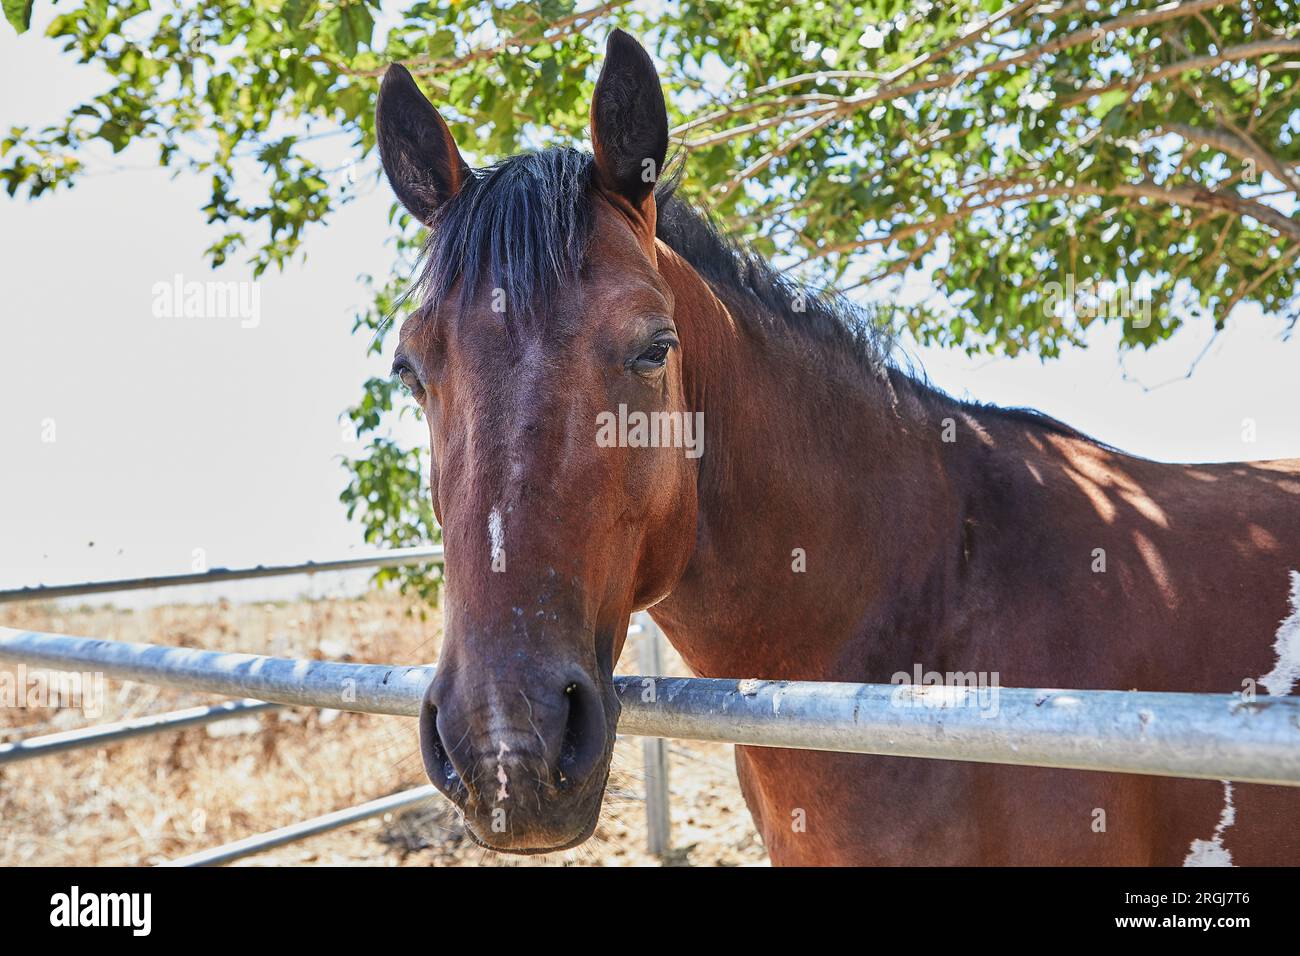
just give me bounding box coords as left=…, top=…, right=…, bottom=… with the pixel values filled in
left=418, top=666, right=617, bottom=853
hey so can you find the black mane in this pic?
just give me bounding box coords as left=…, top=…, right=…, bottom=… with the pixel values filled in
left=653, top=177, right=896, bottom=376
left=417, top=147, right=890, bottom=368
left=414, top=147, right=1093, bottom=445
left=418, top=147, right=594, bottom=323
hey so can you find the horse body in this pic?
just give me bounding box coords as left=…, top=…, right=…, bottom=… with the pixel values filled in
left=375, top=29, right=1300, bottom=864
left=649, top=242, right=1300, bottom=863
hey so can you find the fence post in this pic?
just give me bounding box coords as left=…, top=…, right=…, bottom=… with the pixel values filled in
left=638, top=612, right=672, bottom=858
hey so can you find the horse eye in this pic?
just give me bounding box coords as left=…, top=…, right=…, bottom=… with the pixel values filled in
left=393, top=363, right=423, bottom=396
left=641, top=342, right=669, bottom=364
left=630, top=338, right=675, bottom=373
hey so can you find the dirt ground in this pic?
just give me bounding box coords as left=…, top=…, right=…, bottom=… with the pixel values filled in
left=0, top=593, right=768, bottom=867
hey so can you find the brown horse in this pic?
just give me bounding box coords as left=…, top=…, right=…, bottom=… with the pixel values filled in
left=374, top=30, right=1300, bottom=864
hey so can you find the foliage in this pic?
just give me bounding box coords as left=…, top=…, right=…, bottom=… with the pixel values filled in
left=6, top=0, right=1299, bottom=596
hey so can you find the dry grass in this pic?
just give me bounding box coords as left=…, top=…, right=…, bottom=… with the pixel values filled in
left=0, top=593, right=767, bottom=867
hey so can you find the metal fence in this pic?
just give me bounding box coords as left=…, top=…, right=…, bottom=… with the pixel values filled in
left=5, top=627, right=1300, bottom=786
left=4, top=546, right=1300, bottom=865
left=0, top=546, right=675, bottom=864
left=0, top=546, right=445, bottom=605
left=0, top=699, right=281, bottom=765
left=162, top=786, right=439, bottom=867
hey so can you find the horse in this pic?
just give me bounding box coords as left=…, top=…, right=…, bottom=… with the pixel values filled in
left=373, top=29, right=1300, bottom=864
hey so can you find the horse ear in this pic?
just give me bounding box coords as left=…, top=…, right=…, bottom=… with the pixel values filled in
left=376, top=63, right=470, bottom=225
left=590, top=30, right=668, bottom=214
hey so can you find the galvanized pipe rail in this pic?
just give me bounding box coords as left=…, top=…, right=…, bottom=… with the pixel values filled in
left=0, top=629, right=432, bottom=715
left=0, top=699, right=281, bottom=765
left=0, top=546, right=445, bottom=605
left=0, top=553, right=677, bottom=864
left=162, top=786, right=438, bottom=867
left=4, top=627, right=1299, bottom=787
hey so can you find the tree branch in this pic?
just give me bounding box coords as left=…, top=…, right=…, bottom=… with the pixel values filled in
left=1160, top=121, right=1300, bottom=194
left=672, top=0, right=1043, bottom=138
left=793, top=174, right=1300, bottom=269
left=1060, top=39, right=1300, bottom=107
left=714, top=110, right=839, bottom=199
left=684, top=0, right=1237, bottom=151
left=1219, top=244, right=1300, bottom=319
left=338, top=1, right=632, bottom=79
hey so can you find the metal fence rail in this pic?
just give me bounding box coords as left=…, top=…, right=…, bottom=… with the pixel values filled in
left=0, top=548, right=681, bottom=860
left=162, top=786, right=438, bottom=867
left=0, top=628, right=431, bottom=715
left=4, top=626, right=1299, bottom=787
left=0, top=546, right=444, bottom=604
left=0, top=699, right=281, bottom=765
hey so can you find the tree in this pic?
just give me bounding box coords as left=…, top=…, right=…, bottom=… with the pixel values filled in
left=5, top=0, right=1298, bottom=595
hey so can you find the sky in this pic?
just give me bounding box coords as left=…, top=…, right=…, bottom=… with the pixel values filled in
left=1, top=12, right=1298, bottom=608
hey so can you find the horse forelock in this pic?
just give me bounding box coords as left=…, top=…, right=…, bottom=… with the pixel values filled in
left=416, top=147, right=596, bottom=330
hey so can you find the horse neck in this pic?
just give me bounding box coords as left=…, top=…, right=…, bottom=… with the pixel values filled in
left=651, top=248, right=971, bottom=681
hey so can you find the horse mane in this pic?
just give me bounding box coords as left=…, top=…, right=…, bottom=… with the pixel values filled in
left=417, top=146, right=594, bottom=323
left=416, top=147, right=891, bottom=363
left=414, top=146, right=1096, bottom=446
left=960, top=403, right=1102, bottom=443
left=652, top=173, right=895, bottom=377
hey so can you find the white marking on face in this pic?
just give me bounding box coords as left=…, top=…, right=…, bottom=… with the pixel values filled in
left=1183, top=781, right=1235, bottom=867
left=495, top=739, right=510, bottom=802
left=1259, top=570, right=1300, bottom=697
left=488, top=508, right=505, bottom=562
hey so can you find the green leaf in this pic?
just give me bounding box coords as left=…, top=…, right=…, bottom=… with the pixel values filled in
left=3, top=0, right=33, bottom=33
left=282, top=0, right=317, bottom=29
left=426, top=29, right=455, bottom=60
left=6, top=0, right=1298, bottom=560
left=330, top=1, right=373, bottom=58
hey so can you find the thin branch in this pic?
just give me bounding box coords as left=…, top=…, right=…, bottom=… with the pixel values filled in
left=1219, top=244, right=1300, bottom=319
left=746, top=70, right=894, bottom=99
left=1208, top=209, right=1234, bottom=263
left=670, top=93, right=849, bottom=139
left=673, top=0, right=1044, bottom=137
left=684, top=0, right=1236, bottom=151
left=714, top=111, right=838, bottom=199
left=794, top=174, right=1300, bottom=268
left=1101, top=181, right=1300, bottom=243
left=856, top=231, right=940, bottom=288
left=1160, top=121, right=1300, bottom=194
left=1121, top=327, right=1223, bottom=393
left=676, top=0, right=1040, bottom=141
left=1209, top=104, right=1300, bottom=194
left=334, top=1, right=631, bottom=79
left=1059, top=39, right=1300, bottom=107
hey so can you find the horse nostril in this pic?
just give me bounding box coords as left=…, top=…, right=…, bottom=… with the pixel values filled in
left=419, top=700, right=465, bottom=797
left=557, top=677, right=606, bottom=787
